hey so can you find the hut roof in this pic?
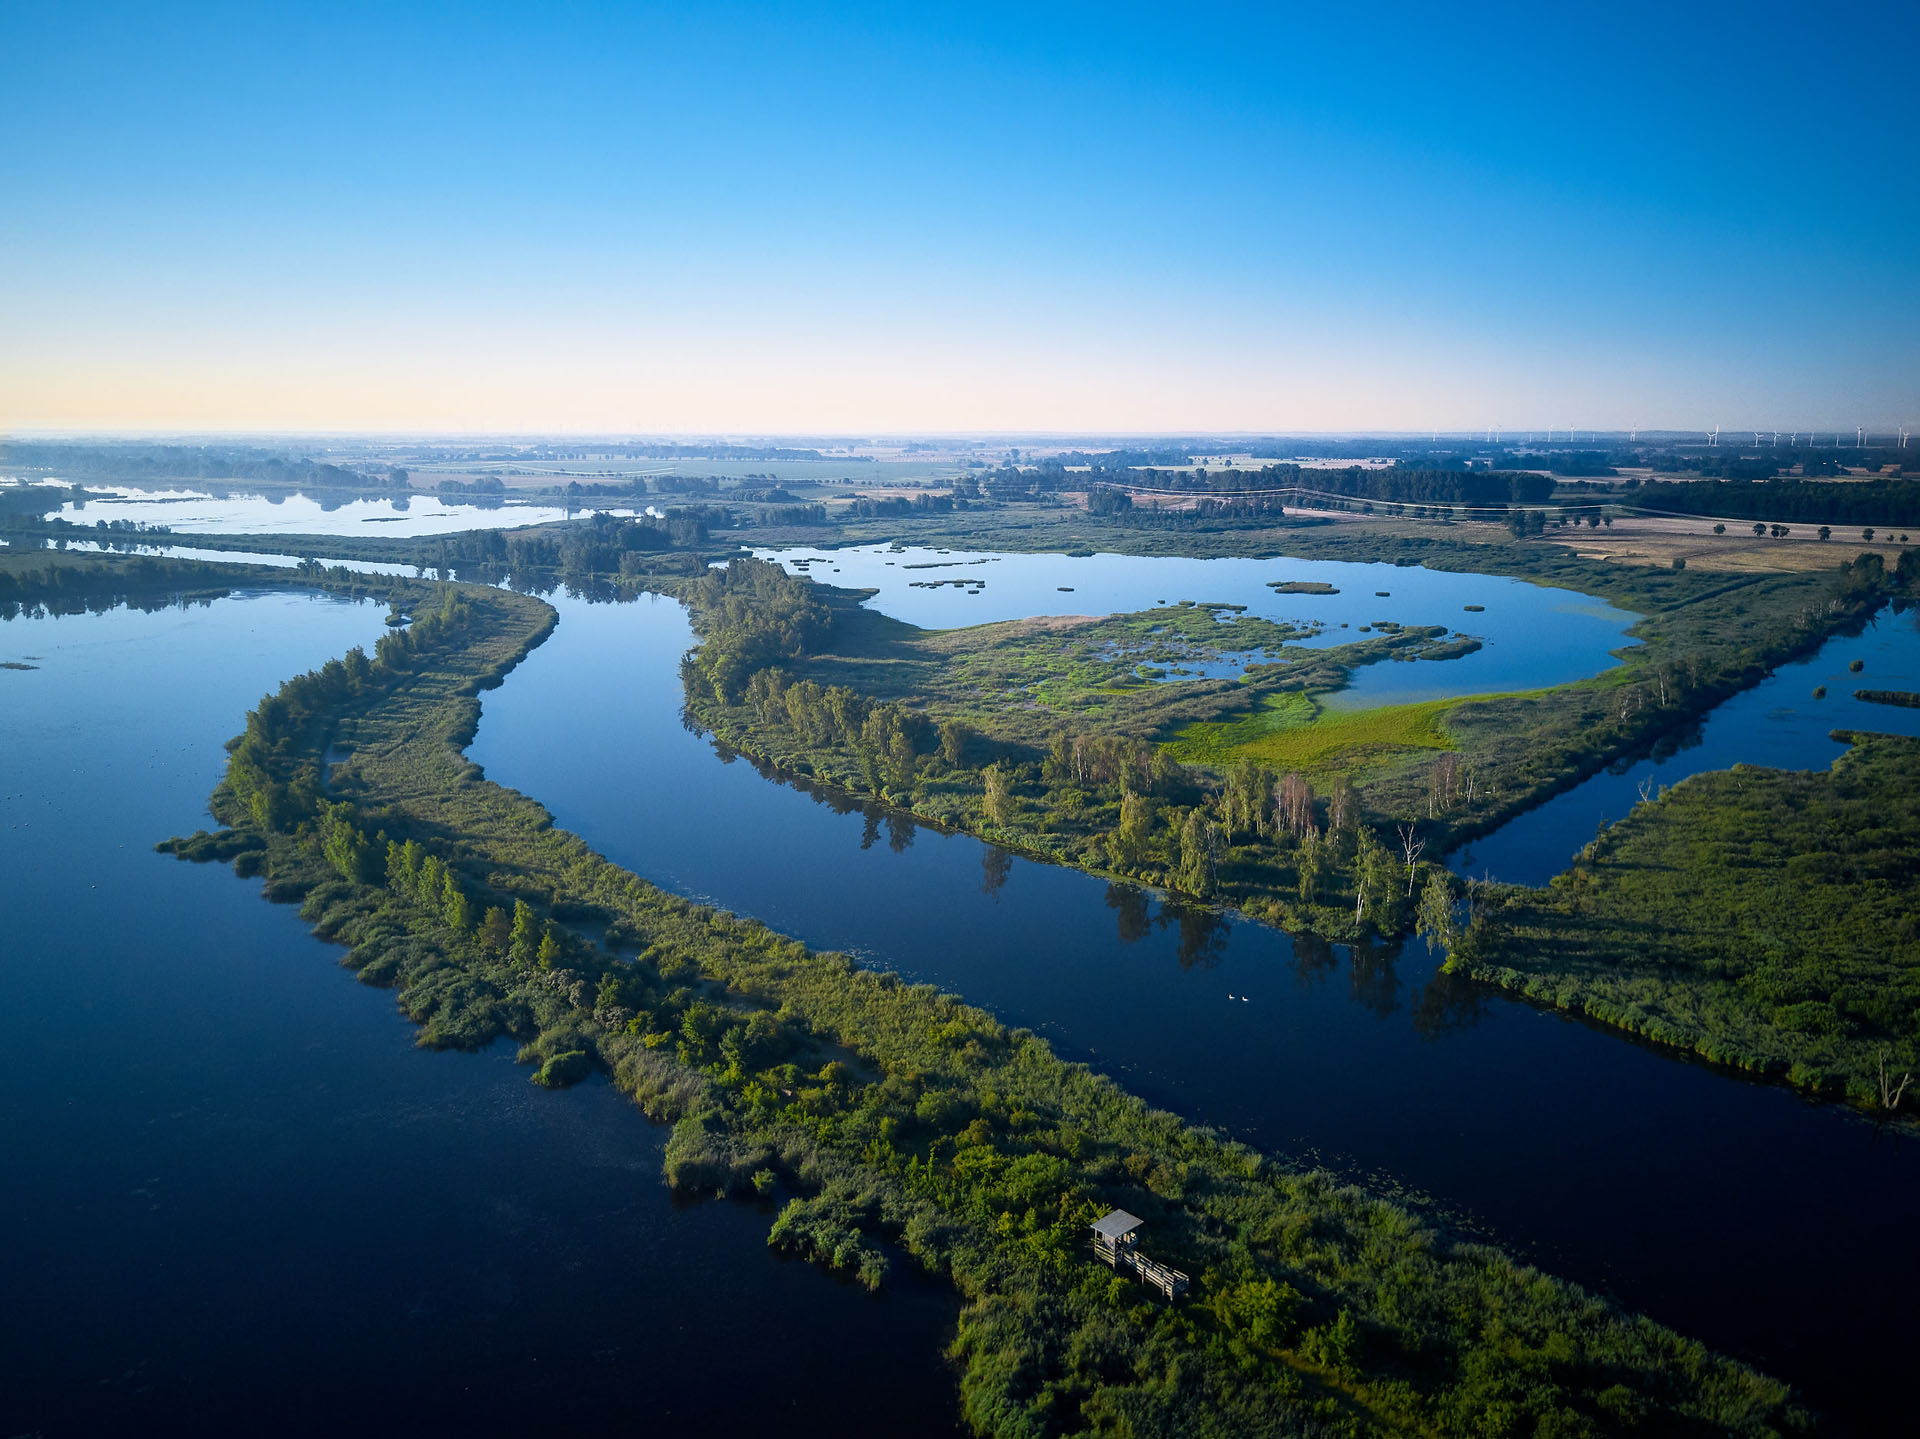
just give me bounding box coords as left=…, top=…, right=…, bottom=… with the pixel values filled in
left=1090, top=1209, right=1144, bottom=1241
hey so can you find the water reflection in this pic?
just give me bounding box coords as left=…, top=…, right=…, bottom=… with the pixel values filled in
left=42, top=485, right=630, bottom=537
left=981, top=845, right=1013, bottom=897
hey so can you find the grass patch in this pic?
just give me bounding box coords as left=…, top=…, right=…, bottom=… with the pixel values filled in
left=1166, top=691, right=1481, bottom=773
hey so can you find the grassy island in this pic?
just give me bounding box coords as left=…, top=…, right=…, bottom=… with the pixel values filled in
left=126, top=558, right=1806, bottom=1438
left=669, top=547, right=1898, bottom=949
left=1454, top=730, right=1920, bottom=1112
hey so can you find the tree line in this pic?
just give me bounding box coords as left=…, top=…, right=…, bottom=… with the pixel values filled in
left=1622, top=477, right=1920, bottom=527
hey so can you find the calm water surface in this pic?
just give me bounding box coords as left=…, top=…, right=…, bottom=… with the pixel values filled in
left=0, top=593, right=957, bottom=1438
left=1455, top=600, right=1920, bottom=883
left=754, top=544, right=1640, bottom=706
left=43, top=485, right=636, bottom=536
left=471, top=589, right=1917, bottom=1433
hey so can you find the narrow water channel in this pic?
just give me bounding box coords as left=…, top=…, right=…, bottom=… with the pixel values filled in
left=469, top=588, right=1920, bottom=1432
left=1454, top=599, right=1920, bottom=884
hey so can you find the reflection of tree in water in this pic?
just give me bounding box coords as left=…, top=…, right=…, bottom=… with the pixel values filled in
left=1102, top=882, right=1148, bottom=943
left=1288, top=931, right=1338, bottom=987
left=1346, top=934, right=1403, bottom=1019
left=1102, top=884, right=1228, bottom=967
left=1609, top=719, right=1705, bottom=773
left=982, top=845, right=1013, bottom=898
left=886, top=811, right=916, bottom=854
left=1168, top=901, right=1230, bottom=971
left=859, top=808, right=882, bottom=851
left=1411, top=967, right=1487, bottom=1038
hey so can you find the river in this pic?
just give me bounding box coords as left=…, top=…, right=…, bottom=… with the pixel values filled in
left=469, top=584, right=1920, bottom=1432
left=8, top=545, right=1918, bottom=1433
left=0, top=591, right=958, bottom=1438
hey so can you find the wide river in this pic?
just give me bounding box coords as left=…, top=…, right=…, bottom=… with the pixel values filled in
left=6, top=547, right=1918, bottom=1433
left=0, top=592, right=958, bottom=1438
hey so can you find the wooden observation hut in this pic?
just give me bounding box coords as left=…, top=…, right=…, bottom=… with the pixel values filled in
left=1089, top=1209, right=1188, bottom=1300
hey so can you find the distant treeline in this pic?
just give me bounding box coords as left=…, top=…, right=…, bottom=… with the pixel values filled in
left=847, top=492, right=963, bottom=518
left=0, top=554, right=392, bottom=621
left=0, top=555, right=238, bottom=620
left=1624, top=477, right=1920, bottom=527
left=416, top=510, right=719, bottom=578
left=984, top=460, right=1553, bottom=507
left=0, top=442, right=381, bottom=489
left=594, top=443, right=833, bottom=461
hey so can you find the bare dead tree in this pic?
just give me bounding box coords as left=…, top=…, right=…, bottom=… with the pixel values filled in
left=1276, top=771, right=1316, bottom=839
left=1428, top=752, right=1458, bottom=817
left=1637, top=775, right=1656, bottom=805
left=1328, top=775, right=1356, bottom=834
left=1878, top=1049, right=1913, bottom=1113
left=1397, top=823, right=1425, bottom=896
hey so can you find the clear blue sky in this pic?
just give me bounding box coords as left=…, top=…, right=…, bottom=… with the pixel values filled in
left=2, top=1, right=1914, bottom=433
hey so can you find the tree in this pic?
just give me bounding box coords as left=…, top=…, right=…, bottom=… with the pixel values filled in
left=1176, top=809, right=1219, bottom=898
left=1111, top=790, right=1155, bottom=871
left=1752, top=522, right=1766, bottom=537
left=939, top=719, right=971, bottom=767
left=1221, top=759, right=1265, bottom=844
left=1351, top=827, right=1394, bottom=929
left=1416, top=870, right=1458, bottom=956
left=1396, top=824, right=1425, bottom=896
left=441, top=871, right=472, bottom=933
left=1819, top=526, right=1832, bottom=540
left=479, top=906, right=513, bottom=957
left=1713, top=523, right=1726, bottom=535
left=1327, top=775, right=1357, bottom=840
left=1276, top=772, right=1315, bottom=839
left=509, top=899, right=540, bottom=965
left=1296, top=827, right=1325, bottom=903
left=1864, top=528, right=1876, bottom=542
left=982, top=763, right=1013, bottom=827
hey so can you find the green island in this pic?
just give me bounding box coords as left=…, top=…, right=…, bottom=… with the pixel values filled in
left=670, top=539, right=1903, bottom=961
left=1854, top=688, right=1920, bottom=709
left=53, top=549, right=1793, bottom=1438
left=1454, top=731, right=1920, bottom=1105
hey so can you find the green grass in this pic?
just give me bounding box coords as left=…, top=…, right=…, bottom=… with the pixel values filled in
left=1165, top=691, right=1476, bottom=773
left=1460, top=732, right=1920, bottom=1112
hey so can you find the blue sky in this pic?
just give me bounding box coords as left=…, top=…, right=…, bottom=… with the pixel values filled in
left=2, top=1, right=1914, bottom=433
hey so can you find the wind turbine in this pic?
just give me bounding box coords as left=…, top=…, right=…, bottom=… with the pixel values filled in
left=1857, top=426, right=1865, bottom=448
